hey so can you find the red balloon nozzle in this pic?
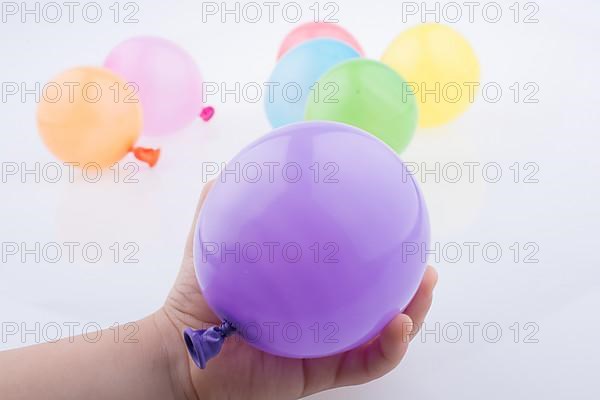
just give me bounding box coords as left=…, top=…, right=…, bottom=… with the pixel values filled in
left=131, top=147, right=160, bottom=167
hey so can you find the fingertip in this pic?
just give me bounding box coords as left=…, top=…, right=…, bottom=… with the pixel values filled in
left=184, top=180, right=216, bottom=256
left=380, top=314, right=413, bottom=360
left=199, top=180, right=215, bottom=204
left=428, top=265, right=438, bottom=286
left=194, top=180, right=216, bottom=219
left=323, top=314, right=415, bottom=389
left=205, top=179, right=216, bottom=191
left=423, top=265, right=438, bottom=293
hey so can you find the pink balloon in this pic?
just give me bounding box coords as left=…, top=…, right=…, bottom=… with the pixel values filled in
left=277, top=22, right=364, bottom=60
left=105, top=36, right=204, bottom=136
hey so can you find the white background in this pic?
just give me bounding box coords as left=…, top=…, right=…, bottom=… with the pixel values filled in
left=1, top=1, right=599, bottom=399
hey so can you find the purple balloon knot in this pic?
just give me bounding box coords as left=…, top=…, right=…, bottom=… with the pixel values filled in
left=183, top=321, right=236, bottom=369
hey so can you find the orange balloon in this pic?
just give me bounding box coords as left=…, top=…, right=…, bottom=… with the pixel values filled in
left=37, top=67, right=158, bottom=167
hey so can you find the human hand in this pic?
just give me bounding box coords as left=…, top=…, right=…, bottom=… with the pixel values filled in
left=154, top=181, right=438, bottom=400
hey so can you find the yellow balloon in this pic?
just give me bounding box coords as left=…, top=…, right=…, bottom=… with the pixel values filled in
left=382, top=24, right=479, bottom=128
left=37, top=67, right=143, bottom=167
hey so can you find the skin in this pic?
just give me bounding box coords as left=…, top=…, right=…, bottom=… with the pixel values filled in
left=0, top=182, right=437, bottom=400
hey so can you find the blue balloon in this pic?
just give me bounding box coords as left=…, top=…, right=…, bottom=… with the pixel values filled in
left=265, top=38, right=360, bottom=128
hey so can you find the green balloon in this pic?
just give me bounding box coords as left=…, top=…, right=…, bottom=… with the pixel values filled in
left=305, top=59, right=418, bottom=154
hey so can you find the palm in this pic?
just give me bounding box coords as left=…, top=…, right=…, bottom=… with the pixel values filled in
left=161, top=183, right=437, bottom=400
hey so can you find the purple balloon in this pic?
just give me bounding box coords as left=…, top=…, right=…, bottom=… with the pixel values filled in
left=192, top=121, right=429, bottom=359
